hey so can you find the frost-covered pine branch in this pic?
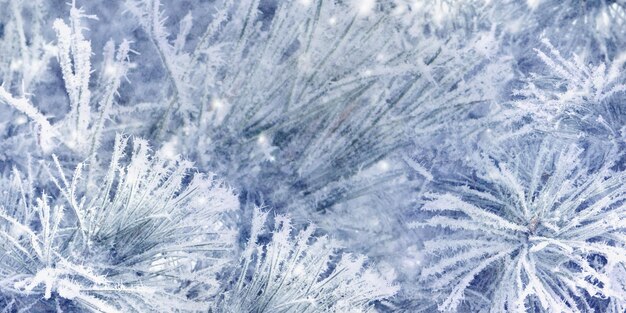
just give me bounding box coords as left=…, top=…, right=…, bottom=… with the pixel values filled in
left=1, top=2, right=133, bottom=157
left=0, top=134, right=238, bottom=312
left=124, top=0, right=195, bottom=136
left=513, top=39, right=626, bottom=143
left=124, top=0, right=506, bottom=215
left=413, top=136, right=626, bottom=312
left=215, top=208, right=398, bottom=312
left=0, top=0, right=52, bottom=93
